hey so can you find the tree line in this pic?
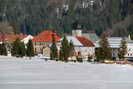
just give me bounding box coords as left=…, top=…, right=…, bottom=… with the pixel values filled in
left=95, top=34, right=127, bottom=62
left=0, top=34, right=127, bottom=62
left=0, top=0, right=133, bottom=38
left=0, top=38, right=35, bottom=58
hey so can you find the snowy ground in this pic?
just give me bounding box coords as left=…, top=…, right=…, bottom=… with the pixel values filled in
left=0, top=57, right=133, bottom=89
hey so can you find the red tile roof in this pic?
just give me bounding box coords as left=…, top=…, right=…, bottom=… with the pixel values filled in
left=32, top=30, right=61, bottom=42
left=0, top=34, right=27, bottom=43
left=76, top=36, right=95, bottom=47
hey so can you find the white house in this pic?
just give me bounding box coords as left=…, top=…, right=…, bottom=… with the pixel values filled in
left=65, top=36, right=95, bottom=60
left=96, top=37, right=133, bottom=59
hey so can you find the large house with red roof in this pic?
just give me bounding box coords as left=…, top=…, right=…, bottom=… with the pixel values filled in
left=32, top=30, right=61, bottom=56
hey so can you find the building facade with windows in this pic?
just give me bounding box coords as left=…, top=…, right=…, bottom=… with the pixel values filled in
left=64, top=36, right=95, bottom=60
left=32, top=30, right=61, bottom=56
left=96, top=37, right=133, bottom=60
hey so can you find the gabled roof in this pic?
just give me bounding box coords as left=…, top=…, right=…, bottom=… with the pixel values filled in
left=64, top=36, right=94, bottom=47
left=65, top=36, right=83, bottom=46
left=0, top=34, right=27, bottom=43
left=32, top=30, right=61, bottom=43
left=76, top=36, right=95, bottom=47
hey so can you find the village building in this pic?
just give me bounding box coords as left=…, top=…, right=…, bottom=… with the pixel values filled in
left=95, top=37, right=133, bottom=60
left=63, top=29, right=95, bottom=60
left=32, top=30, right=61, bottom=56
left=65, top=36, right=95, bottom=60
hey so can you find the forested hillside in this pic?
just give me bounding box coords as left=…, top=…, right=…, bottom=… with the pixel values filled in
left=0, top=0, right=133, bottom=38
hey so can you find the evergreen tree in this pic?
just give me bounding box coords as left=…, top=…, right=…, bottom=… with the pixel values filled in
left=110, top=0, right=121, bottom=22
left=97, top=34, right=112, bottom=62
left=118, top=38, right=127, bottom=60
left=26, top=39, right=35, bottom=57
left=50, top=34, right=58, bottom=60
left=60, top=36, right=70, bottom=62
left=2, top=43, right=7, bottom=56
left=95, top=48, right=102, bottom=62
left=11, top=38, right=26, bottom=57
left=11, top=38, right=20, bottom=57
left=0, top=44, right=2, bottom=55
left=19, top=42, right=26, bottom=57
left=69, top=41, right=75, bottom=57
left=0, top=43, right=7, bottom=56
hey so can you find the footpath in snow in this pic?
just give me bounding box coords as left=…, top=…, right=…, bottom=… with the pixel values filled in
left=0, top=57, right=133, bottom=89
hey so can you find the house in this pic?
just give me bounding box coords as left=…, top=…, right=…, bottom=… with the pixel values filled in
left=95, top=37, right=133, bottom=60
left=76, top=36, right=95, bottom=57
left=70, top=30, right=95, bottom=59
left=32, top=30, right=61, bottom=56
left=64, top=36, right=95, bottom=60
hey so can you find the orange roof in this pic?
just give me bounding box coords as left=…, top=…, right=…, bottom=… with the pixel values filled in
left=32, top=30, right=61, bottom=42
left=76, top=36, right=95, bottom=47
left=0, top=34, right=27, bottom=43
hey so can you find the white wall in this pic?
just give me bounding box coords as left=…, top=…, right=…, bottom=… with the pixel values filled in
left=75, top=46, right=95, bottom=58
left=125, top=43, right=133, bottom=58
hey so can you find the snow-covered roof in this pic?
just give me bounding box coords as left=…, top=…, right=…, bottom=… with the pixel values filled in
left=61, top=36, right=95, bottom=47
left=66, top=36, right=83, bottom=46
left=21, top=35, right=34, bottom=44
left=96, top=37, right=133, bottom=48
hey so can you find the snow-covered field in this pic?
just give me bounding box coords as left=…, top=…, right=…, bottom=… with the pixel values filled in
left=0, top=57, right=133, bottom=89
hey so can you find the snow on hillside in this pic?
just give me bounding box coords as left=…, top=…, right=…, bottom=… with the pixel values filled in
left=0, top=57, right=133, bottom=89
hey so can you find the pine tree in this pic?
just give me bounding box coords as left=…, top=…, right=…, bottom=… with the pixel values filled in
left=11, top=38, right=26, bottom=57
left=60, top=36, right=70, bottom=62
left=26, top=40, right=35, bottom=58
left=19, top=42, right=26, bottom=57
left=11, top=38, right=20, bottom=57
left=97, top=34, right=112, bottom=62
left=1, top=43, right=7, bottom=56
left=95, top=48, right=102, bottom=62
left=110, top=0, right=121, bottom=22
left=50, top=34, right=58, bottom=60
left=0, top=43, right=7, bottom=56
left=118, top=38, right=127, bottom=60
left=0, top=44, right=2, bottom=55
